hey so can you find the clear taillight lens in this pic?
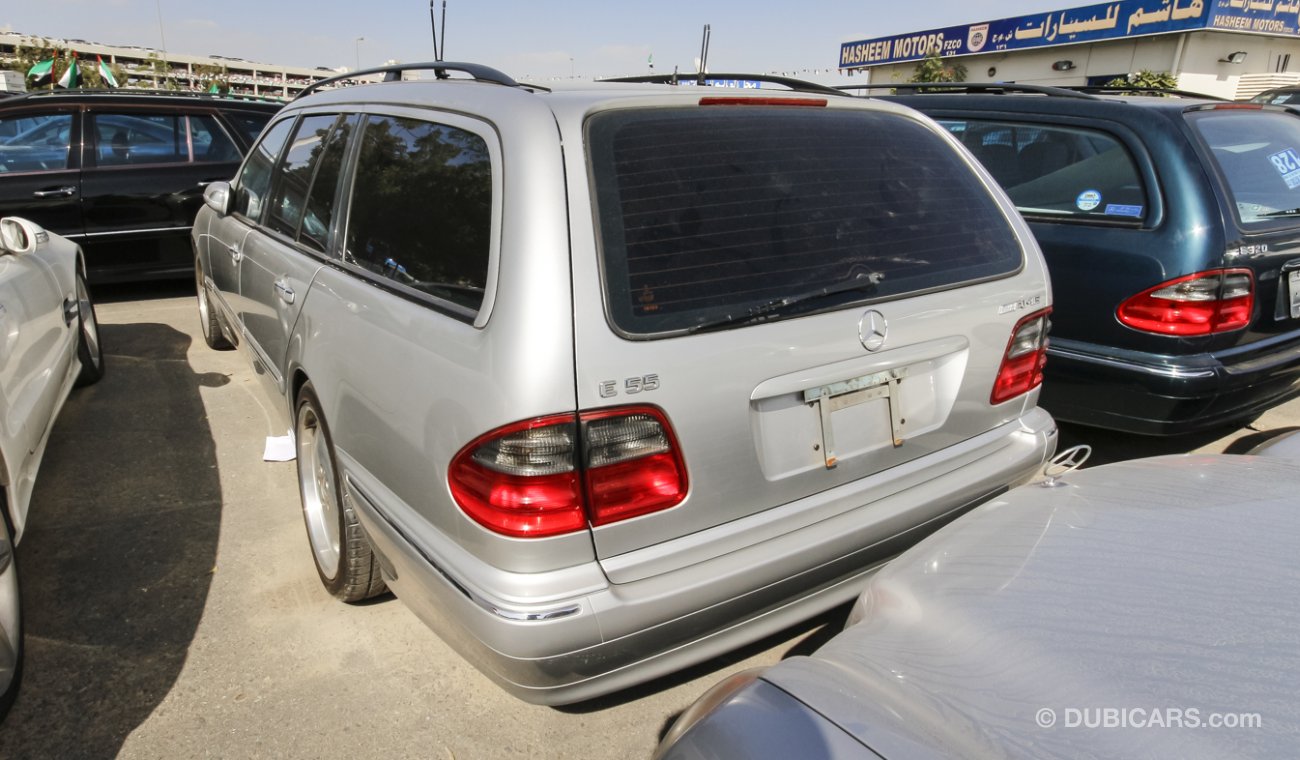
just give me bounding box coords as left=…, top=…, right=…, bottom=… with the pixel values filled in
left=1117, top=269, right=1254, bottom=336
left=449, top=406, right=688, bottom=538
left=991, top=308, right=1052, bottom=405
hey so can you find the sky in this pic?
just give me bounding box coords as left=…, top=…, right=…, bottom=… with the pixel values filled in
left=3, top=0, right=1079, bottom=83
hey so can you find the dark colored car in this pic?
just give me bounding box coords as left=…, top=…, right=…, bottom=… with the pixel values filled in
left=1250, top=86, right=1300, bottom=106
left=0, top=89, right=281, bottom=283
left=866, top=85, right=1300, bottom=435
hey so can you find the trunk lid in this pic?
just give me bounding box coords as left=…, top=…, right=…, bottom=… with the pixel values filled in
left=569, top=100, right=1050, bottom=573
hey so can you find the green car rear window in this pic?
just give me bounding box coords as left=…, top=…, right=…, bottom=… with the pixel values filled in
left=588, top=106, right=1024, bottom=336
left=1191, top=109, right=1300, bottom=227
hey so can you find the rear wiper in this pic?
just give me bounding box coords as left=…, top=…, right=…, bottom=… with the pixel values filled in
left=686, top=271, right=885, bottom=334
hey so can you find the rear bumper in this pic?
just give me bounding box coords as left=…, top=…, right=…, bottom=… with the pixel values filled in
left=348, top=407, right=1057, bottom=705
left=1041, top=337, right=1300, bottom=435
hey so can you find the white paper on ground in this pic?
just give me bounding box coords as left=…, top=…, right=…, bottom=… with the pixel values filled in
left=263, top=430, right=296, bottom=462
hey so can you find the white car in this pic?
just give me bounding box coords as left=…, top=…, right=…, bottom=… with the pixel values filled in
left=0, top=216, right=103, bottom=718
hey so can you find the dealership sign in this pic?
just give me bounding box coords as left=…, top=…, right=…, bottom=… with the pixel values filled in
left=841, top=0, right=1300, bottom=68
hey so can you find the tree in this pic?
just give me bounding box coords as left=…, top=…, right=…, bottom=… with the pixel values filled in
left=1105, top=70, right=1180, bottom=91
left=194, top=63, right=232, bottom=95
left=909, top=49, right=967, bottom=84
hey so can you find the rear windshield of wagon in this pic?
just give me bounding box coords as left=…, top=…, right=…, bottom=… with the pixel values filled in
left=587, top=106, right=1025, bottom=336
left=1189, top=108, right=1300, bottom=229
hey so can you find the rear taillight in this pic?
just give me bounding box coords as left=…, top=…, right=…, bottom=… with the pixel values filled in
left=1116, top=269, right=1254, bottom=336
left=991, top=308, right=1051, bottom=405
left=448, top=406, right=688, bottom=538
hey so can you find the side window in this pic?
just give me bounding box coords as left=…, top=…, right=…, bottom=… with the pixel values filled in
left=941, top=118, right=1148, bottom=223
left=344, top=114, right=492, bottom=315
left=0, top=112, right=72, bottom=173
left=189, top=114, right=241, bottom=163
left=92, top=112, right=188, bottom=166
left=265, top=114, right=342, bottom=242
left=234, top=117, right=294, bottom=221
left=299, top=116, right=354, bottom=253
left=223, top=111, right=275, bottom=145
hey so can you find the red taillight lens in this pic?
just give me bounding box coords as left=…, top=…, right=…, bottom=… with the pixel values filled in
left=1116, top=269, right=1254, bottom=336
left=698, top=96, right=827, bottom=107
left=448, top=406, right=688, bottom=538
left=991, top=308, right=1052, bottom=405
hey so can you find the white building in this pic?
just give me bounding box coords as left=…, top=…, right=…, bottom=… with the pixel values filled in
left=0, top=31, right=348, bottom=98
left=840, top=0, right=1300, bottom=99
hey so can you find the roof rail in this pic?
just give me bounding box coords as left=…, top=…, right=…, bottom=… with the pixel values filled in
left=603, top=72, right=848, bottom=97
left=1060, top=85, right=1226, bottom=100
left=9, top=88, right=285, bottom=104
left=838, top=82, right=1099, bottom=99
left=295, top=61, right=519, bottom=100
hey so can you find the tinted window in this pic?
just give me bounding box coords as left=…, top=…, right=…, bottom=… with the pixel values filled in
left=91, top=112, right=188, bottom=166
left=1191, top=109, right=1300, bottom=226
left=234, top=117, right=294, bottom=221
left=589, top=107, right=1023, bottom=335
left=0, top=112, right=72, bottom=172
left=343, top=115, right=492, bottom=315
left=266, top=114, right=342, bottom=242
left=940, top=118, right=1147, bottom=223
left=224, top=111, right=275, bottom=144
left=190, top=114, right=242, bottom=163
left=299, top=116, right=354, bottom=252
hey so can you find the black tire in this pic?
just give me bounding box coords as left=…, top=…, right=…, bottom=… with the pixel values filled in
left=73, top=272, right=104, bottom=387
left=294, top=382, right=387, bottom=602
left=0, top=511, right=22, bottom=722
left=195, top=258, right=232, bottom=351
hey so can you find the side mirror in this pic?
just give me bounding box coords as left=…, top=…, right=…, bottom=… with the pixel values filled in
left=0, top=217, right=49, bottom=255
left=203, top=181, right=232, bottom=216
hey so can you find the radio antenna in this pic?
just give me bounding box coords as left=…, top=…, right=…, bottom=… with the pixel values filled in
left=430, top=0, right=447, bottom=61
left=697, top=24, right=711, bottom=85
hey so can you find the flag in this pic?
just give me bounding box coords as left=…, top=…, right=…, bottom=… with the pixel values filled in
left=56, top=57, right=80, bottom=89
left=97, top=56, right=118, bottom=88
left=648, top=53, right=654, bottom=70
left=27, top=58, right=54, bottom=85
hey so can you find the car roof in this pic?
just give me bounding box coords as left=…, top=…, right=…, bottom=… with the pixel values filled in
left=764, top=453, right=1300, bottom=758
left=0, top=89, right=284, bottom=111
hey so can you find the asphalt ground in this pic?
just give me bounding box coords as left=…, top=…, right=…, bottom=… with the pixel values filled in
left=2, top=281, right=1297, bottom=759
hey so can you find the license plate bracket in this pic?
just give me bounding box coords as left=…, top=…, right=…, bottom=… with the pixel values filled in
left=803, top=369, right=907, bottom=469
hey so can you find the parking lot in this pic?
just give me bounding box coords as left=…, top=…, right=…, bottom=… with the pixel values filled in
left=2, top=282, right=1297, bottom=760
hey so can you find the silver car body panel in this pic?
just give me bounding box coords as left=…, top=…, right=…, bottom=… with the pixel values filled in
left=193, top=80, right=1058, bottom=703
left=0, top=224, right=82, bottom=539
left=744, top=454, right=1300, bottom=759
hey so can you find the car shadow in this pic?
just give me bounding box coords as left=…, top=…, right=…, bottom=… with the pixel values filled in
left=0, top=322, right=226, bottom=758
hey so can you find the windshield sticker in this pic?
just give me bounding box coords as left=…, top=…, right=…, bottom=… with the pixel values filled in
left=1076, top=190, right=1102, bottom=211
left=1104, top=204, right=1143, bottom=217
left=1269, top=148, right=1300, bottom=189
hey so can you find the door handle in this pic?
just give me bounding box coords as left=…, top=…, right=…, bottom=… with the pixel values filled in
left=274, top=280, right=295, bottom=305
left=225, top=242, right=241, bottom=263
left=33, top=186, right=76, bottom=199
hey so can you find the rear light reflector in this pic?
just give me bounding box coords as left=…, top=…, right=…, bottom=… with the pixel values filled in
left=1116, top=269, right=1254, bottom=336
left=991, top=308, right=1051, bottom=405
left=448, top=406, right=688, bottom=538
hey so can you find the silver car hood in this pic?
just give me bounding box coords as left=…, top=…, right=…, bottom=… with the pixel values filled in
left=765, top=454, right=1300, bottom=759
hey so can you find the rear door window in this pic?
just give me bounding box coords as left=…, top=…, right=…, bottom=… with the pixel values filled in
left=1189, top=108, right=1300, bottom=227
left=588, top=106, right=1024, bottom=336
left=939, top=118, right=1148, bottom=224
left=264, top=113, right=344, bottom=244
left=90, top=112, right=190, bottom=166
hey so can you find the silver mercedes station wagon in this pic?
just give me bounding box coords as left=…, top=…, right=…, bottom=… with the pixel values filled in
left=191, top=63, right=1057, bottom=704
